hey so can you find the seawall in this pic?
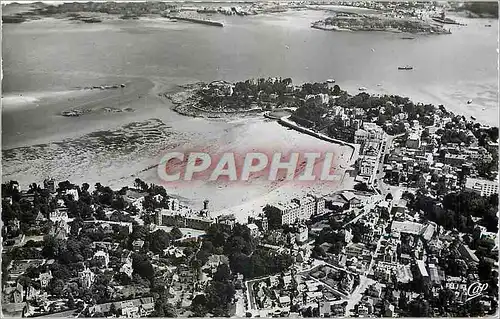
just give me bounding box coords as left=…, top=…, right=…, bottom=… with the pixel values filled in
left=166, top=16, right=223, bottom=27
left=278, top=116, right=357, bottom=163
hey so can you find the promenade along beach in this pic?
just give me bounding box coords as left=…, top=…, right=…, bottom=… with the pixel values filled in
left=2, top=8, right=498, bottom=221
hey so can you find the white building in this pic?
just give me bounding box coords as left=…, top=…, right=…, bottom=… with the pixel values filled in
left=359, top=156, right=378, bottom=177
left=362, top=123, right=385, bottom=142
left=354, top=129, right=369, bottom=145
left=167, top=198, right=180, bottom=211
left=305, top=93, right=329, bottom=105
left=279, top=295, right=291, bottom=307
left=465, top=177, right=499, bottom=197
left=209, top=80, right=234, bottom=96
left=38, top=271, right=52, bottom=288
left=292, top=196, right=316, bottom=219
left=416, top=260, right=429, bottom=278
left=120, top=260, right=133, bottom=278
left=273, top=201, right=301, bottom=225
left=270, top=194, right=325, bottom=225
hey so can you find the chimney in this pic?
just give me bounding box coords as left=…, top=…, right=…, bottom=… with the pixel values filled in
left=203, top=199, right=209, bottom=210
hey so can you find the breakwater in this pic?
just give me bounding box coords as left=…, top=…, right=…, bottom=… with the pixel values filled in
left=278, top=116, right=357, bottom=163
left=166, top=15, right=223, bottom=27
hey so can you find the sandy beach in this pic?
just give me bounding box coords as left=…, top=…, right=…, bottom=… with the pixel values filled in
left=2, top=77, right=354, bottom=221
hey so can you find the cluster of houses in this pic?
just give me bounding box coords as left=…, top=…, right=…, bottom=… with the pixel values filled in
left=85, top=297, right=155, bottom=318
left=250, top=269, right=349, bottom=317
left=383, top=115, right=498, bottom=197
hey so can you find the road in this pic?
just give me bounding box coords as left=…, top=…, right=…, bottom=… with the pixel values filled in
left=370, top=132, right=405, bottom=188
left=344, top=132, right=404, bottom=228
left=343, top=273, right=376, bottom=316
left=374, top=133, right=406, bottom=194
left=343, top=235, right=383, bottom=316
left=342, top=133, right=407, bottom=316
left=343, top=194, right=383, bottom=228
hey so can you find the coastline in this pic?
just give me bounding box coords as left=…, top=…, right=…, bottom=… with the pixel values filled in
left=2, top=2, right=499, bottom=316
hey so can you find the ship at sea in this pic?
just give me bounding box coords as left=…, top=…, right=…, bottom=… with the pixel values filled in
left=398, top=66, right=413, bottom=70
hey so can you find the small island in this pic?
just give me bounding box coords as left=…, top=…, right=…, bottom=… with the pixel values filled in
left=312, top=12, right=451, bottom=34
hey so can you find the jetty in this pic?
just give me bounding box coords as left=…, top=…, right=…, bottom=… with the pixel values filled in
left=165, top=15, right=223, bottom=27
left=278, top=116, right=357, bottom=163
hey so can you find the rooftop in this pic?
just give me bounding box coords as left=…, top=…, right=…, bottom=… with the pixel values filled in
left=416, top=260, right=428, bottom=277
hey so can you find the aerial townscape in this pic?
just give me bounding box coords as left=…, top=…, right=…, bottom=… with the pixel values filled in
left=2, top=75, right=498, bottom=317
left=1, top=0, right=499, bottom=318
